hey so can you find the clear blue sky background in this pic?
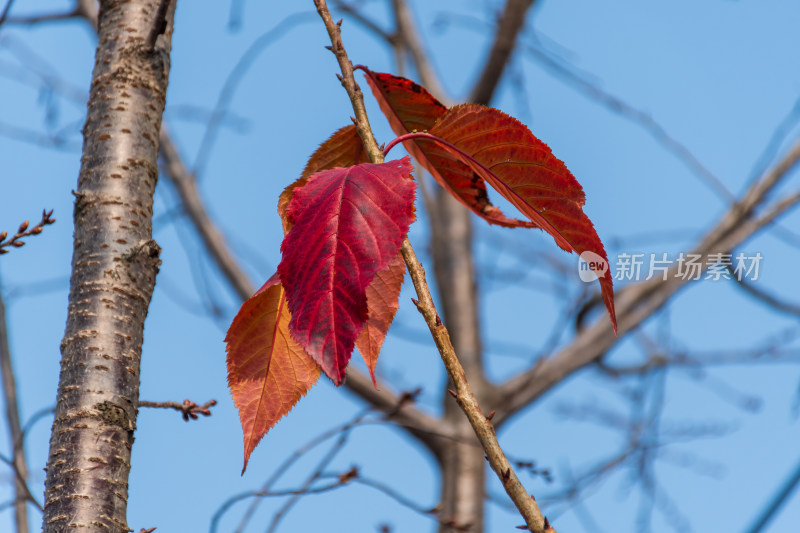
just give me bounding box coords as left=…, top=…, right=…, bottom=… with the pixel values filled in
left=1, top=1, right=799, bottom=532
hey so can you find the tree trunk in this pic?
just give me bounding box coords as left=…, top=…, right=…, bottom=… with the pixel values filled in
left=42, top=1, right=175, bottom=531
left=431, top=1, right=536, bottom=526
left=430, top=191, right=489, bottom=532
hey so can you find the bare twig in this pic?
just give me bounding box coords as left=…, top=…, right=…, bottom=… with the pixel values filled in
left=313, top=1, right=549, bottom=530
left=744, top=455, right=800, bottom=533
left=138, top=399, right=217, bottom=422
left=519, top=34, right=734, bottom=202
left=330, top=0, right=393, bottom=42
left=191, top=11, right=318, bottom=179
left=265, top=420, right=355, bottom=533
left=0, top=10, right=80, bottom=25
left=227, top=408, right=372, bottom=533
left=0, top=0, right=17, bottom=33
left=0, top=210, right=55, bottom=255
left=352, top=475, right=471, bottom=530
left=0, top=280, right=31, bottom=531
left=495, top=138, right=800, bottom=427
left=726, top=262, right=800, bottom=316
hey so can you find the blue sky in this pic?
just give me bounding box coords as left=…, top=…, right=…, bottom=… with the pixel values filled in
left=1, top=1, right=799, bottom=532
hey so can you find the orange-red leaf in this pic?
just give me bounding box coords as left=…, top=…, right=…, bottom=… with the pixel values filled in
left=278, top=125, right=369, bottom=234
left=425, top=105, right=616, bottom=332
left=355, top=252, right=406, bottom=386
left=279, top=158, right=416, bottom=385
left=225, top=273, right=321, bottom=473
left=357, top=66, right=531, bottom=228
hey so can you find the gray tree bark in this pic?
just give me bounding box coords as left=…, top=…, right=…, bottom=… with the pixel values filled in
left=431, top=191, right=489, bottom=532
left=42, top=1, right=176, bottom=531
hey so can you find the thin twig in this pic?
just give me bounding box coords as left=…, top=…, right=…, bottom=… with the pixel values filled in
left=0, top=0, right=17, bottom=33
left=313, top=1, right=549, bottom=530
left=266, top=422, right=354, bottom=533
left=744, top=455, right=800, bottom=533
left=138, top=399, right=217, bottom=421
left=191, top=11, right=318, bottom=179
left=0, top=210, right=55, bottom=255
left=0, top=10, right=80, bottom=25
left=330, top=0, right=394, bottom=42
left=495, top=138, right=800, bottom=427
left=725, top=262, right=800, bottom=316
left=229, top=408, right=372, bottom=533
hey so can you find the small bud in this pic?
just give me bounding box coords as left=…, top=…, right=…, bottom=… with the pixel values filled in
left=18, top=220, right=29, bottom=233
left=336, top=18, right=343, bottom=27
left=502, top=468, right=511, bottom=481
left=435, top=314, right=442, bottom=326
left=486, top=410, right=496, bottom=421
left=447, top=389, right=457, bottom=398
left=410, top=298, right=419, bottom=306
left=0, top=249, right=8, bottom=255
left=12, top=241, right=25, bottom=247
left=336, top=73, right=343, bottom=82
left=324, top=45, right=333, bottom=52
left=0, top=231, right=7, bottom=241
left=31, top=227, right=43, bottom=235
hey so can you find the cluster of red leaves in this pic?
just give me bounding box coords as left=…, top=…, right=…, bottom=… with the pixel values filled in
left=226, top=67, right=616, bottom=472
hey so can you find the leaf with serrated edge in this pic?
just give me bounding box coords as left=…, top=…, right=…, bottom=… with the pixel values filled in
left=427, top=104, right=616, bottom=333
left=357, top=66, right=532, bottom=228
left=279, top=158, right=416, bottom=384
left=226, top=273, right=321, bottom=473
left=356, top=252, right=406, bottom=387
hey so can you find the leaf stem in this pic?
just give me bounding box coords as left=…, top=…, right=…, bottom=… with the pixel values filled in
left=313, top=1, right=550, bottom=530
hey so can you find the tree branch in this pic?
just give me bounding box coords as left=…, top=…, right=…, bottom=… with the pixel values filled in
left=0, top=0, right=16, bottom=33
left=494, top=137, right=800, bottom=427
left=0, top=281, right=30, bottom=532
left=313, top=1, right=549, bottom=530
left=138, top=398, right=217, bottom=421
left=0, top=210, right=55, bottom=255
left=469, top=0, right=537, bottom=105
left=390, top=0, right=450, bottom=104
left=726, top=263, right=800, bottom=317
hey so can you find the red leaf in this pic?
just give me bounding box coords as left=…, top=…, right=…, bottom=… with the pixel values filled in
left=355, top=252, right=406, bottom=387
left=421, top=105, right=616, bottom=332
left=225, top=273, right=321, bottom=473
left=278, top=158, right=416, bottom=384
left=357, top=66, right=531, bottom=228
